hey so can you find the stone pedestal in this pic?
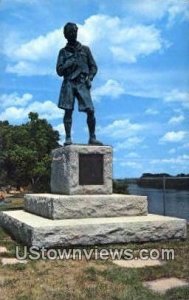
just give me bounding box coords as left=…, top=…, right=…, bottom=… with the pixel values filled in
left=24, top=193, right=148, bottom=219
left=0, top=211, right=186, bottom=248
left=0, top=145, right=187, bottom=247
left=50, top=145, right=112, bottom=195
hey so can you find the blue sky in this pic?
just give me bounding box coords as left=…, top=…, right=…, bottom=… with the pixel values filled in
left=0, top=0, right=189, bottom=178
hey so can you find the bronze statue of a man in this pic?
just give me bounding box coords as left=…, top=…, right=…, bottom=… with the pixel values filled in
left=56, top=22, right=103, bottom=146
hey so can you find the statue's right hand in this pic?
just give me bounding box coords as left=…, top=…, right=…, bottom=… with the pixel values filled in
left=64, top=58, right=77, bottom=69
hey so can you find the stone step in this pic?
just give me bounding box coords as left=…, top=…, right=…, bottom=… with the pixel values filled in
left=0, top=210, right=186, bottom=248
left=24, top=193, right=148, bottom=219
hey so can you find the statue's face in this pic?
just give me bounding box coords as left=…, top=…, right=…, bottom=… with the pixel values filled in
left=65, top=26, right=77, bottom=43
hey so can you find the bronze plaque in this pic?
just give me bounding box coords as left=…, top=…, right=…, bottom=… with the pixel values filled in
left=79, top=154, right=104, bottom=185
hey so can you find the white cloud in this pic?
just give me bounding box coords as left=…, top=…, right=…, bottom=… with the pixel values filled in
left=145, top=108, right=159, bottom=115
left=181, top=142, right=189, bottom=149
left=127, top=0, right=168, bottom=20
left=0, top=100, right=62, bottom=123
left=181, top=154, right=189, bottom=160
left=0, top=107, right=25, bottom=121
left=167, top=0, right=189, bottom=25
left=164, top=89, right=189, bottom=109
left=13, top=29, right=62, bottom=62
left=99, top=66, right=188, bottom=101
left=168, top=115, right=185, bottom=124
left=53, top=123, right=64, bottom=133
left=120, top=161, right=142, bottom=169
left=125, top=152, right=140, bottom=158
left=4, top=14, right=166, bottom=75
left=93, top=79, right=125, bottom=101
left=53, top=123, right=65, bottom=145
left=150, top=154, right=189, bottom=165
left=125, top=0, right=189, bottom=24
left=99, top=119, right=144, bottom=139
left=115, top=136, right=143, bottom=150
left=110, top=25, right=164, bottom=63
left=4, top=28, right=63, bottom=76
left=6, top=61, right=54, bottom=76
left=28, top=100, right=61, bottom=120
left=79, top=15, right=166, bottom=63
left=160, top=131, right=187, bottom=143
left=0, top=92, right=33, bottom=108
left=168, top=148, right=176, bottom=154
left=117, top=153, right=189, bottom=175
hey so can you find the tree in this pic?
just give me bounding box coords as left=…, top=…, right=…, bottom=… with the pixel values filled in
left=0, top=121, right=12, bottom=186
left=113, top=179, right=128, bottom=194
left=0, top=113, right=60, bottom=191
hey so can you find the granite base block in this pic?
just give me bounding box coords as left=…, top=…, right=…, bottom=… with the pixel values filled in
left=0, top=210, right=186, bottom=248
left=24, top=193, right=148, bottom=219
left=50, top=145, right=112, bottom=195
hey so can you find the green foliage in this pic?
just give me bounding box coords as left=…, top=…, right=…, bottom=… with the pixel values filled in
left=0, top=113, right=60, bottom=191
left=141, top=173, right=171, bottom=178
left=113, top=179, right=129, bottom=194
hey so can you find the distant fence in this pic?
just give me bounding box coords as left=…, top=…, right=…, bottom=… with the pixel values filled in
left=126, top=177, right=189, bottom=220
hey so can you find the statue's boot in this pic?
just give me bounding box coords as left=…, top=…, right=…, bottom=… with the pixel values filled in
left=89, top=134, right=103, bottom=145
left=64, top=120, right=72, bottom=146
left=87, top=114, right=103, bottom=146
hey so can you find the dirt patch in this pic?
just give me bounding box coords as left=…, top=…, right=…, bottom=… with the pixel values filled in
left=143, top=277, right=189, bottom=294
left=1, top=258, right=27, bottom=266
left=113, top=258, right=164, bottom=268
left=0, top=247, right=9, bottom=254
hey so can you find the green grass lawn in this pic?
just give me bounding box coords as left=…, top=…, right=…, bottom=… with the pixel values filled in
left=0, top=197, right=188, bottom=300
left=0, top=196, right=24, bottom=211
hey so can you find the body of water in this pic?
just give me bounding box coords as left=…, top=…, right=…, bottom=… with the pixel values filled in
left=128, top=183, right=189, bottom=220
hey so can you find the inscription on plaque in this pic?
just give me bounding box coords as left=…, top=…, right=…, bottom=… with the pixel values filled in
left=79, top=154, right=104, bottom=185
